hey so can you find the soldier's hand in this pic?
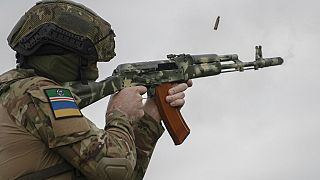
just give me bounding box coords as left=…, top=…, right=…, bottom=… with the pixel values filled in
left=166, top=79, right=193, bottom=107
left=144, top=80, right=193, bottom=122
left=107, top=86, right=147, bottom=122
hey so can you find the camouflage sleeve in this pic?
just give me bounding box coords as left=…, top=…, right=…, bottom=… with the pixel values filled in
left=131, top=112, right=165, bottom=180
left=24, top=81, right=137, bottom=179
left=56, top=110, right=137, bottom=179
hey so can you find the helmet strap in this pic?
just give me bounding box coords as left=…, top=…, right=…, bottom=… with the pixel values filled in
left=79, top=57, right=88, bottom=85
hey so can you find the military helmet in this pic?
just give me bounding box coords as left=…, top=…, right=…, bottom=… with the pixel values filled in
left=7, top=0, right=116, bottom=62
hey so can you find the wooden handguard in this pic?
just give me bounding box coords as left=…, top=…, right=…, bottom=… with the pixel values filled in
left=155, top=83, right=190, bottom=145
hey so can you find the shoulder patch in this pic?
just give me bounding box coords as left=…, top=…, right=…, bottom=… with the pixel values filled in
left=44, top=88, right=83, bottom=119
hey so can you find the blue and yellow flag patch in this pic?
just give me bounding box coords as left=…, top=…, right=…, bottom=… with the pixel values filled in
left=44, top=88, right=82, bottom=119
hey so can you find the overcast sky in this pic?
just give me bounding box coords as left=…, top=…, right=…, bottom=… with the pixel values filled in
left=1, top=1, right=320, bottom=180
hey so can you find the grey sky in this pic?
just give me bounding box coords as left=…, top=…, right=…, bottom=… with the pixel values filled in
left=1, top=0, right=320, bottom=180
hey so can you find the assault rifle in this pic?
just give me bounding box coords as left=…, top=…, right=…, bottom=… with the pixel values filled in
left=63, top=46, right=283, bottom=145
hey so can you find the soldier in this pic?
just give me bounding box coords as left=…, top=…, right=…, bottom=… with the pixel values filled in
left=0, top=0, right=192, bottom=179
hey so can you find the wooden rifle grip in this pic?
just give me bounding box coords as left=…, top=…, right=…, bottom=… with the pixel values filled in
left=155, top=83, right=190, bottom=145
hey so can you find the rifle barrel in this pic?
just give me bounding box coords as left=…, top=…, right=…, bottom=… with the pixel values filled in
left=220, top=57, right=283, bottom=72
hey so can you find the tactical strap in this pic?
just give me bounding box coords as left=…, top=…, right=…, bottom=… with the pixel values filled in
left=16, top=162, right=86, bottom=180
left=80, top=57, right=88, bottom=85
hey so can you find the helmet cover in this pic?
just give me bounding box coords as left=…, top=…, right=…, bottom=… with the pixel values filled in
left=8, top=0, right=116, bottom=62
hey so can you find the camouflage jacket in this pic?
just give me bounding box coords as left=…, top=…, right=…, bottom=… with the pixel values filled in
left=0, top=69, right=164, bottom=179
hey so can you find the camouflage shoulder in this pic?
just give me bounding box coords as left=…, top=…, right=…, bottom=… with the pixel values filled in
left=1, top=74, right=58, bottom=124
left=0, top=68, right=36, bottom=83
